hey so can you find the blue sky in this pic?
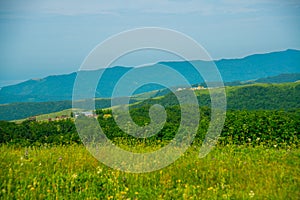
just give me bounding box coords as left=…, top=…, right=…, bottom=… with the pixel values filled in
left=0, top=0, right=300, bottom=86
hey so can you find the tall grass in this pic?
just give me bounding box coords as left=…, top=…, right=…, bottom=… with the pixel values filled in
left=1, top=144, right=299, bottom=199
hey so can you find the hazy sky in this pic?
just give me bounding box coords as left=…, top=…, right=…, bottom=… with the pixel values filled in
left=0, top=0, right=300, bottom=86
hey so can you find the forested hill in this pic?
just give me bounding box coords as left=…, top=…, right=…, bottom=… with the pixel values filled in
left=132, top=82, right=300, bottom=111
left=1, top=49, right=300, bottom=104
left=0, top=82, right=299, bottom=121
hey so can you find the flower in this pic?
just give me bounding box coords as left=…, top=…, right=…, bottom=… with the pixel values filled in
left=249, top=190, right=255, bottom=198
left=207, top=187, right=213, bottom=191
left=96, top=166, right=103, bottom=174
left=72, top=174, right=78, bottom=179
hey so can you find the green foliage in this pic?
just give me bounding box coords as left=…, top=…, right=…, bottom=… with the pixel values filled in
left=136, top=82, right=300, bottom=111
left=1, top=105, right=299, bottom=148
left=220, top=110, right=299, bottom=147
left=0, top=119, right=81, bottom=146
left=97, top=106, right=299, bottom=148
left=226, top=82, right=300, bottom=110
left=0, top=144, right=299, bottom=199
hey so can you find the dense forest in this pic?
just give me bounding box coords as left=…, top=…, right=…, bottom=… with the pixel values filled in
left=0, top=105, right=299, bottom=148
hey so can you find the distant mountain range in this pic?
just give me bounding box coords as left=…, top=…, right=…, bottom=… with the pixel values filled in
left=1, top=49, right=300, bottom=104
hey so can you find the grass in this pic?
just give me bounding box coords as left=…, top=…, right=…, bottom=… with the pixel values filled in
left=34, top=109, right=73, bottom=121
left=1, top=144, right=299, bottom=199
left=12, top=109, right=74, bottom=123
left=12, top=108, right=85, bottom=123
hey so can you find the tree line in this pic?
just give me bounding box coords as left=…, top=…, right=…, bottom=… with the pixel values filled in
left=0, top=106, right=299, bottom=148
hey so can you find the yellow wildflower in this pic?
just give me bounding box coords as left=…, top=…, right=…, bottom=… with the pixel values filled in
left=249, top=190, right=255, bottom=198
left=72, top=174, right=78, bottom=179
left=207, top=187, right=213, bottom=191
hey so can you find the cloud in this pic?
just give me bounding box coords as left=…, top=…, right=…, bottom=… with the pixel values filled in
left=0, top=0, right=260, bottom=16
left=1, top=0, right=299, bottom=17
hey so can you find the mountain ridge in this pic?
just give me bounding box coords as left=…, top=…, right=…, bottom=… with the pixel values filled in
left=1, top=49, right=300, bottom=104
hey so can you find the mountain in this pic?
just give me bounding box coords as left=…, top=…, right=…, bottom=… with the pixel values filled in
left=1, top=49, right=300, bottom=104
left=254, top=73, right=300, bottom=83
left=223, top=73, right=300, bottom=86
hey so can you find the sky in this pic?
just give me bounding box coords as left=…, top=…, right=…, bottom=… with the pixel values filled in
left=0, top=0, right=300, bottom=87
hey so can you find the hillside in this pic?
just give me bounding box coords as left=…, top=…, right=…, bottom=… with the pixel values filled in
left=0, top=98, right=135, bottom=121
left=254, top=73, right=300, bottom=83
left=1, top=82, right=299, bottom=121
left=0, top=49, right=300, bottom=104
left=224, top=73, right=300, bottom=86
left=132, top=82, right=300, bottom=111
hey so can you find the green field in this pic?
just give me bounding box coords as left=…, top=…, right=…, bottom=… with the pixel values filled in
left=1, top=144, right=299, bottom=199
left=1, top=82, right=300, bottom=199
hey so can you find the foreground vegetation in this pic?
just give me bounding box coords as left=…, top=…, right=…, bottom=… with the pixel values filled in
left=0, top=106, right=299, bottom=199
left=0, top=82, right=299, bottom=199
left=1, top=107, right=299, bottom=148
left=1, top=144, right=299, bottom=199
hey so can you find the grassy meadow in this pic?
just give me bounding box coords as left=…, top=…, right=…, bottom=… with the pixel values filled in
left=1, top=143, right=299, bottom=199
left=1, top=83, right=299, bottom=199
